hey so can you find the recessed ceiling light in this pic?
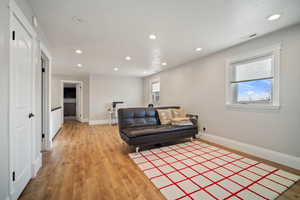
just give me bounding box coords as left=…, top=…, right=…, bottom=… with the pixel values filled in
left=125, top=56, right=131, bottom=61
left=75, top=49, right=83, bottom=54
left=267, top=14, right=281, bottom=21
left=114, top=67, right=119, bottom=71
left=143, top=71, right=147, bottom=74
left=77, top=64, right=83, bottom=68
left=161, top=62, right=167, bottom=66
left=149, top=34, right=157, bottom=40
left=195, top=47, right=202, bottom=52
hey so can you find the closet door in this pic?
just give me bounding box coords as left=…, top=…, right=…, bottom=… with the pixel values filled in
left=10, top=14, right=34, bottom=199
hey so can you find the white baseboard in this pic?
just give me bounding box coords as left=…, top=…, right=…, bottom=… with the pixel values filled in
left=89, top=119, right=109, bottom=125
left=80, top=118, right=89, bottom=123
left=32, top=153, right=42, bottom=177
left=200, top=133, right=300, bottom=170
left=64, top=116, right=76, bottom=120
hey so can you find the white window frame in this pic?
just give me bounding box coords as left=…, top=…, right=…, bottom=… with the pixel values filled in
left=225, top=44, right=281, bottom=110
left=150, top=78, right=160, bottom=105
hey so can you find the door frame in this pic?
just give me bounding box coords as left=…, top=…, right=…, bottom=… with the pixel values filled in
left=8, top=0, right=37, bottom=199
left=61, top=80, right=83, bottom=123
left=40, top=43, right=52, bottom=151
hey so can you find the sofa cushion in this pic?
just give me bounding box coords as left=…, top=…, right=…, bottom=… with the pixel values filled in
left=118, top=108, right=158, bottom=128
left=157, top=109, right=172, bottom=124
left=123, top=125, right=197, bottom=138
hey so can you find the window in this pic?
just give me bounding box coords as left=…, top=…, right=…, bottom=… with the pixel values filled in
left=151, top=80, right=160, bottom=105
left=226, top=44, right=280, bottom=109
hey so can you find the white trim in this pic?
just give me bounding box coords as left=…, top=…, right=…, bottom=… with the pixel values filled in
left=80, top=118, right=89, bottom=123
left=225, top=103, right=280, bottom=110
left=89, top=120, right=109, bottom=125
left=52, top=126, right=62, bottom=140
left=40, top=43, right=52, bottom=58
left=64, top=116, right=76, bottom=120
left=40, top=43, right=52, bottom=151
left=225, top=43, right=281, bottom=110
left=32, top=153, right=42, bottom=177
left=201, top=133, right=300, bottom=170
left=9, top=0, right=37, bottom=38
left=60, top=80, right=83, bottom=123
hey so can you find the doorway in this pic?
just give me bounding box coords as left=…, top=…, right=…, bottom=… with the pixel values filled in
left=40, top=49, right=51, bottom=151
left=61, top=81, right=83, bottom=123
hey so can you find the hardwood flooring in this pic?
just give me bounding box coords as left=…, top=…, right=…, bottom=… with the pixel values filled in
left=19, top=121, right=300, bottom=200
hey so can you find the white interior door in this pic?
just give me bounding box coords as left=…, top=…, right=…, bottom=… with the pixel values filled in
left=76, top=83, right=81, bottom=121
left=10, top=14, right=33, bottom=199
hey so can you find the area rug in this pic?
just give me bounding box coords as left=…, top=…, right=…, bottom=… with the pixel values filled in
left=129, top=141, right=299, bottom=200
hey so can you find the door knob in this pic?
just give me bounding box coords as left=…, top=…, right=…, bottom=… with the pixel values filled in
left=28, top=113, right=35, bottom=118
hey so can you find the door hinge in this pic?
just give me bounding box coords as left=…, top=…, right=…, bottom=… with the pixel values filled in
left=12, top=171, right=15, bottom=182
left=12, top=31, right=15, bottom=40
left=42, top=68, right=45, bottom=73
left=42, top=133, right=45, bottom=139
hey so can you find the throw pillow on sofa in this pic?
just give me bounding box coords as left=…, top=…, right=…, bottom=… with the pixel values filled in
left=171, top=117, right=193, bottom=126
left=171, top=108, right=187, bottom=118
left=157, top=109, right=172, bottom=125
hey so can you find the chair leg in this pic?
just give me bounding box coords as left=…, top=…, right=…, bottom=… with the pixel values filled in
left=136, top=146, right=140, bottom=153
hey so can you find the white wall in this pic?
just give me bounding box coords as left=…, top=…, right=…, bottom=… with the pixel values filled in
left=144, top=24, right=300, bottom=157
left=51, top=74, right=89, bottom=120
left=89, top=75, right=144, bottom=122
left=0, top=1, right=10, bottom=199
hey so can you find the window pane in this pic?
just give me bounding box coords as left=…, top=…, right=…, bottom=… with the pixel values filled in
left=152, top=82, right=160, bottom=92
left=233, top=57, right=272, bottom=82
left=235, top=79, right=272, bottom=103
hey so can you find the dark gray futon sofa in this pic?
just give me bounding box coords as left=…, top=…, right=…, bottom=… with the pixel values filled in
left=118, top=106, right=198, bottom=152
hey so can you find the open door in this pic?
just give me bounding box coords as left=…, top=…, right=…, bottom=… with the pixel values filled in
left=76, top=83, right=82, bottom=121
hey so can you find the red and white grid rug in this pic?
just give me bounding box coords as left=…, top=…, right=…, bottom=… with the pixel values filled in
left=129, top=141, right=299, bottom=200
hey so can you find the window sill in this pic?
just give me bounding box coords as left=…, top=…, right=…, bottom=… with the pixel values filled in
left=225, top=103, right=280, bottom=110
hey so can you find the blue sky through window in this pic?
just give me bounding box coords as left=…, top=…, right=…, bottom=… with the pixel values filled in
left=237, top=79, right=272, bottom=102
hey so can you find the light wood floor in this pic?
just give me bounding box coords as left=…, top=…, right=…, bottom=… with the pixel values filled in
left=19, top=121, right=300, bottom=200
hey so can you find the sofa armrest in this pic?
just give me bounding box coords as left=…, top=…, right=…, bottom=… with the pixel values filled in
left=186, top=114, right=198, bottom=126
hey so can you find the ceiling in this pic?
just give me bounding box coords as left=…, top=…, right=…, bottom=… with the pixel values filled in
left=28, top=0, right=300, bottom=77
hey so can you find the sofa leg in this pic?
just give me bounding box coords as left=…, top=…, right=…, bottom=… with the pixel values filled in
left=190, top=137, right=193, bottom=142
left=136, top=146, right=140, bottom=153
